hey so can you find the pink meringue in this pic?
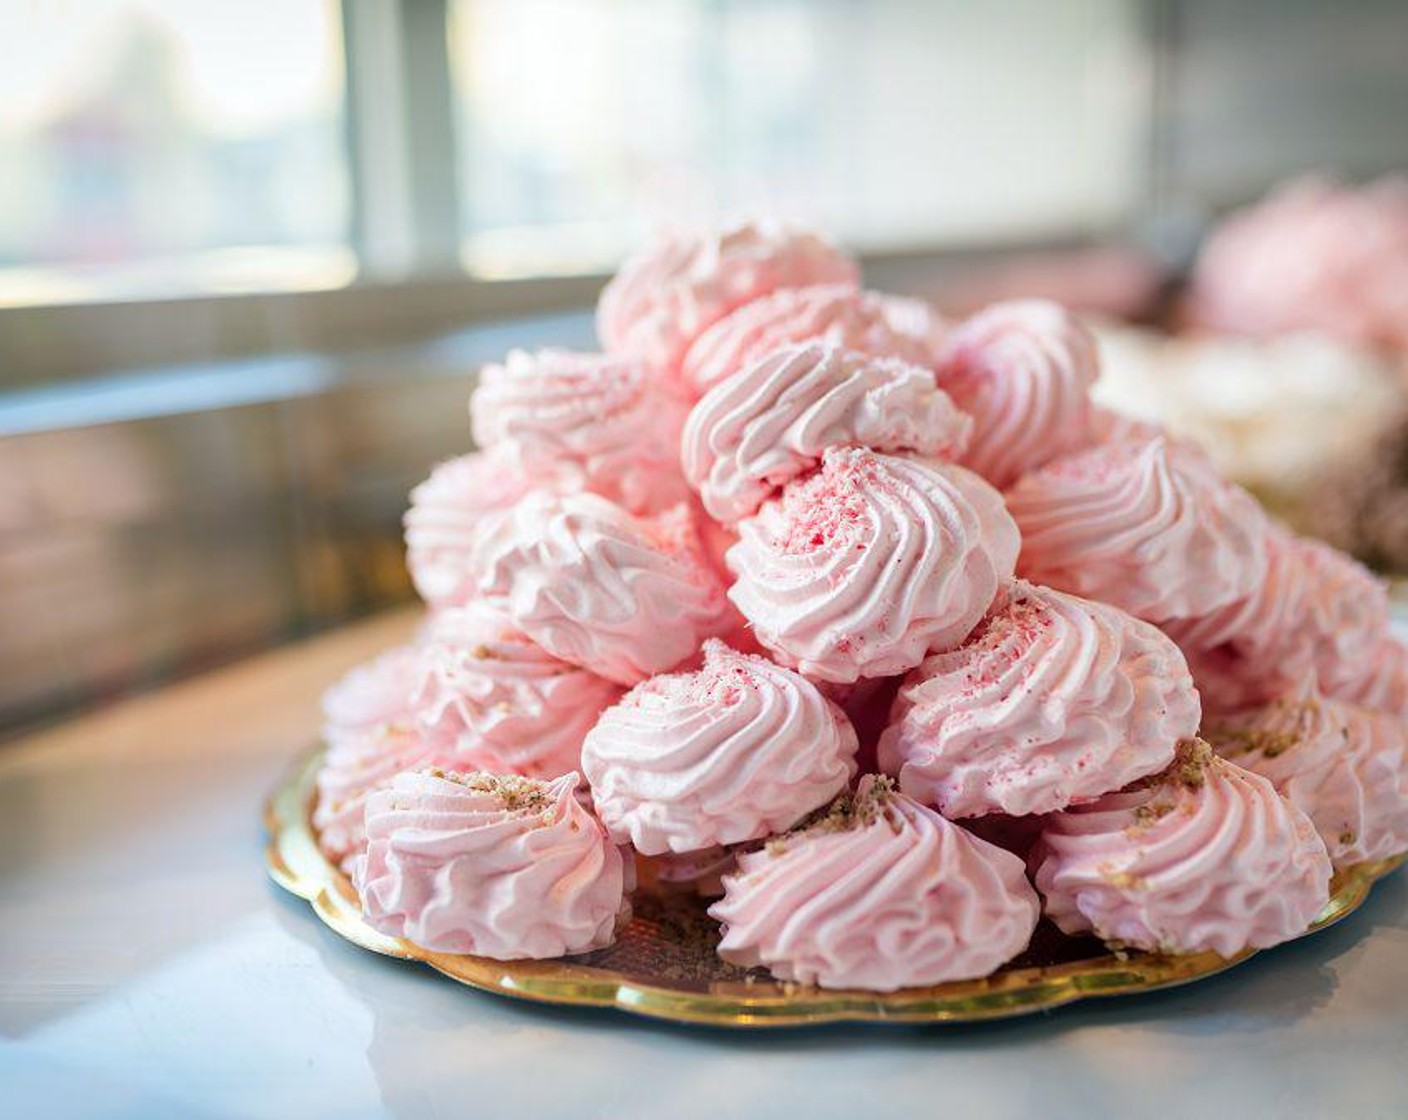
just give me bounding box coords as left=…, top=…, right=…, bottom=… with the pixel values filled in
left=1163, top=527, right=1389, bottom=714
left=581, top=640, right=858, bottom=854
left=1209, top=688, right=1408, bottom=868
left=321, top=644, right=423, bottom=740
left=1032, top=741, right=1332, bottom=957
left=469, top=349, right=690, bottom=515
left=1334, top=635, right=1408, bottom=719
left=354, top=769, right=630, bottom=959
left=935, top=300, right=1100, bottom=489
left=679, top=284, right=933, bottom=397
left=472, top=493, right=732, bottom=685
left=680, top=342, right=972, bottom=522
left=404, top=448, right=563, bottom=609
left=727, top=448, right=1018, bottom=683
left=1007, top=437, right=1270, bottom=623
left=872, top=293, right=950, bottom=360
left=879, top=581, right=1198, bottom=818
left=413, top=603, right=624, bottom=780
left=597, top=219, right=859, bottom=379
left=708, top=776, right=1040, bottom=990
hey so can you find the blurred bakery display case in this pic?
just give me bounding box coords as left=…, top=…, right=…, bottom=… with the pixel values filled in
left=3, top=0, right=1408, bottom=737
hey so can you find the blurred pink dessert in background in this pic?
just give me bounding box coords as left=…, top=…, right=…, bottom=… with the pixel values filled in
left=1032, top=740, right=1332, bottom=957
left=727, top=447, right=1018, bottom=683
left=880, top=581, right=1199, bottom=818
left=413, top=603, right=623, bottom=780
left=597, top=219, right=859, bottom=380
left=709, top=776, right=1039, bottom=990
left=680, top=341, right=970, bottom=523
left=354, top=769, right=630, bottom=959
left=582, top=639, right=857, bottom=854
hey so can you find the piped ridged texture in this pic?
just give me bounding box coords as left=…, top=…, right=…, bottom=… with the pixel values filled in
left=469, top=349, right=690, bottom=515
left=414, top=603, right=624, bottom=780
left=1163, top=527, right=1388, bottom=715
left=1208, top=687, right=1408, bottom=867
left=597, top=220, right=859, bottom=380
left=936, top=299, right=1100, bottom=489
left=679, top=284, right=934, bottom=397
left=879, top=581, right=1199, bottom=818
left=471, top=492, right=733, bottom=685
left=708, top=776, right=1040, bottom=990
left=1032, top=741, right=1332, bottom=957
left=681, top=342, right=972, bottom=522
left=353, top=769, right=630, bottom=959
left=727, top=447, right=1019, bottom=683
left=1335, top=635, right=1408, bottom=719
left=1007, top=437, right=1269, bottom=623
left=581, top=639, right=858, bottom=854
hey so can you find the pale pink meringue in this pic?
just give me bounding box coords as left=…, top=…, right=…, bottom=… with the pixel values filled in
left=321, top=644, right=424, bottom=741
left=581, top=639, right=858, bottom=854
left=413, top=603, right=624, bottom=780
left=879, top=581, right=1198, bottom=818
left=680, top=342, right=972, bottom=522
left=872, top=293, right=950, bottom=360
left=708, top=776, right=1040, bottom=990
left=597, top=220, right=859, bottom=379
left=1032, top=741, right=1332, bottom=957
left=354, top=769, right=630, bottom=959
left=1006, top=437, right=1269, bottom=623
left=935, top=300, right=1100, bottom=489
left=471, top=492, right=732, bottom=685
left=1163, top=527, right=1389, bottom=714
left=404, top=448, right=566, bottom=609
left=727, top=447, right=1019, bottom=683
left=1209, top=687, right=1408, bottom=868
left=469, top=348, right=690, bottom=515
left=679, top=284, right=933, bottom=397
left=1334, top=635, right=1408, bottom=719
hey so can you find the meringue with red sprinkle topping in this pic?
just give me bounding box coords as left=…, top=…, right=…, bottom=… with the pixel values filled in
left=581, top=639, right=858, bottom=854
left=727, top=447, right=1018, bottom=683
left=681, top=342, right=972, bottom=523
left=354, top=769, right=631, bottom=959
left=1007, top=437, right=1270, bottom=623
left=879, top=581, right=1198, bottom=818
left=472, top=493, right=732, bottom=685
left=1208, top=685, right=1408, bottom=868
left=708, top=776, right=1040, bottom=990
left=414, top=603, right=624, bottom=780
left=1032, top=740, right=1332, bottom=957
left=470, top=348, right=690, bottom=515
left=1163, top=526, right=1389, bottom=714
left=679, top=284, right=933, bottom=397
left=935, top=299, right=1100, bottom=489
left=404, top=448, right=571, bottom=609
left=597, top=219, right=859, bottom=379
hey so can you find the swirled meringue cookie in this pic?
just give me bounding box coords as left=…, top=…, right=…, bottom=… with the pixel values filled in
left=727, top=448, right=1018, bottom=683
left=1007, top=437, right=1269, bottom=623
left=679, top=284, right=934, bottom=397
left=1163, top=527, right=1388, bottom=714
left=597, top=219, right=859, bottom=379
left=404, top=448, right=569, bottom=609
left=469, top=349, right=690, bottom=515
left=879, top=581, right=1198, bottom=818
left=1334, top=635, right=1408, bottom=719
left=354, top=769, right=630, bottom=958
left=681, top=342, right=972, bottom=522
left=1032, top=741, right=1332, bottom=957
left=316, top=646, right=443, bottom=869
left=1209, top=688, right=1408, bottom=867
left=472, top=493, right=732, bottom=685
left=934, top=300, right=1099, bottom=489
left=708, top=776, right=1040, bottom=990
left=581, top=640, right=858, bottom=854
left=872, top=293, right=950, bottom=361
left=413, top=603, right=624, bottom=780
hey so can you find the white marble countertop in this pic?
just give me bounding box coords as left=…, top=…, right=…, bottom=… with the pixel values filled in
left=3, top=609, right=1407, bottom=1120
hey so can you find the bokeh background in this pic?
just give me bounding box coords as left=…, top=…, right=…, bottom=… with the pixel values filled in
left=3, top=0, right=1408, bottom=736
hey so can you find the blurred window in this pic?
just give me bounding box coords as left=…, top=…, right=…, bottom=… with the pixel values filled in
left=0, top=0, right=352, bottom=305
left=449, top=0, right=1146, bottom=276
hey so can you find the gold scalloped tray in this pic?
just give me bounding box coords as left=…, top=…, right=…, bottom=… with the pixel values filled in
left=264, top=747, right=1405, bottom=1028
